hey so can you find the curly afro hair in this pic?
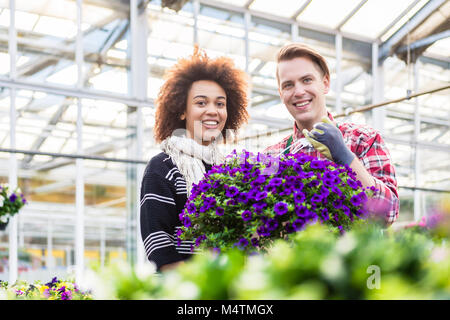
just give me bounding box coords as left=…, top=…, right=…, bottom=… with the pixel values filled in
left=154, top=47, right=249, bottom=143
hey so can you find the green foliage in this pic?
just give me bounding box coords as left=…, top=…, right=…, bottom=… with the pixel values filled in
left=3, top=222, right=449, bottom=300
left=0, top=184, right=27, bottom=223
left=87, top=223, right=450, bottom=300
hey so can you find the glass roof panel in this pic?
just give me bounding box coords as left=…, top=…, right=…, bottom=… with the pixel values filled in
left=249, top=0, right=308, bottom=18
left=297, top=0, right=362, bottom=29
left=380, top=0, right=429, bottom=41
left=213, top=0, right=250, bottom=6
left=341, top=0, right=417, bottom=39
left=425, top=37, right=450, bottom=58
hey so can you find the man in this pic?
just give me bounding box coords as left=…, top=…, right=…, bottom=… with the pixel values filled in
left=264, top=43, right=399, bottom=225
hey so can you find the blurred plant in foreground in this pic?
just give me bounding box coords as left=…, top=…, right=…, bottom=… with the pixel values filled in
left=82, top=223, right=450, bottom=300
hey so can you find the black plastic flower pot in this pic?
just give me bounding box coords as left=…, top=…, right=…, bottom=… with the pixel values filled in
left=0, top=219, right=9, bottom=231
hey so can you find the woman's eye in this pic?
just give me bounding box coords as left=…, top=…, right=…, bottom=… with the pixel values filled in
left=304, top=78, right=312, bottom=83
left=197, top=101, right=206, bottom=106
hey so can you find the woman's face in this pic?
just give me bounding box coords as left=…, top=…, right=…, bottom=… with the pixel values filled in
left=182, top=80, right=227, bottom=146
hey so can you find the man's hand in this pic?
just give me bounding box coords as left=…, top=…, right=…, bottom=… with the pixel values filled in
left=302, top=117, right=355, bottom=165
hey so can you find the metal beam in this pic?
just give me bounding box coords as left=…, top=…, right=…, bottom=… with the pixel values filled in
left=291, top=0, right=311, bottom=20
left=377, top=0, right=422, bottom=40
left=396, top=29, right=450, bottom=54
left=379, top=0, right=446, bottom=62
left=336, top=0, right=368, bottom=30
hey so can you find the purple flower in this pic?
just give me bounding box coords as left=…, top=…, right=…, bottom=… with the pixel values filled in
left=182, top=216, right=191, bottom=228
left=250, top=176, right=266, bottom=187
left=321, top=208, right=329, bottom=221
left=319, top=186, right=330, bottom=198
left=251, top=238, right=259, bottom=247
left=195, top=235, right=206, bottom=247
left=358, top=191, right=368, bottom=203
left=284, top=222, right=295, bottom=234
left=269, top=177, right=282, bottom=187
left=241, top=210, right=252, bottom=221
left=293, top=219, right=305, bottom=231
left=254, top=191, right=267, bottom=201
left=333, top=198, right=343, bottom=209
left=347, top=179, right=359, bottom=190
left=310, top=160, right=325, bottom=170
left=257, top=225, right=270, bottom=237
left=238, top=238, right=249, bottom=248
left=311, top=194, right=323, bottom=203
left=266, top=218, right=279, bottom=231
left=294, top=191, right=306, bottom=204
left=225, top=186, right=239, bottom=197
left=186, top=202, right=197, bottom=214
left=342, top=205, right=351, bottom=217
left=253, top=202, right=267, bottom=215
left=46, top=277, right=58, bottom=288
left=274, top=202, right=288, bottom=215
left=236, top=192, right=248, bottom=204
left=199, top=183, right=211, bottom=193
left=9, top=193, right=17, bottom=203
left=331, top=185, right=343, bottom=197
left=350, top=194, right=362, bottom=206
left=216, top=207, right=225, bottom=216
left=295, top=205, right=310, bottom=218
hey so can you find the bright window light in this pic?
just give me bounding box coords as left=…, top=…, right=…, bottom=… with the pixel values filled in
left=248, top=58, right=262, bottom=73
left=380, top=0, right=429, bottom=41
left=250, top=0, right=308, bottom=18
left=210, top=0, right=250, bottom=6
left=33, top=15, right=78, bottom=39
left=89, top=69, right=128, bottom=95
left=115, top=40, right=128, bottom=50
left=258, top=61, right=276, bottom=77
left=0, top=52, right=9, bottom=74
left=297, top=0, right=362, bottom=29
left=82, top=3, right=114, bottom=26
left=0, top=9, right=39, bottom=31
left=46, top=64, right=78, bottom=86
left=0, top=9, right=9, bottom=27
left=107, top=49, right=127, bottom=60
left=266, top=103, right=292, bottom=120
left=425, top=37, right=450, bottom=57
left=341, top=0, right=416, bottom=39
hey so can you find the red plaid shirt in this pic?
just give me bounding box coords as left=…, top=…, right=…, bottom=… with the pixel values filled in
left=264, top=113, right=399, bottom=225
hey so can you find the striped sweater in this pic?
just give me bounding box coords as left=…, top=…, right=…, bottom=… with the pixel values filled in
left=140, top=152, right=209, bottom=271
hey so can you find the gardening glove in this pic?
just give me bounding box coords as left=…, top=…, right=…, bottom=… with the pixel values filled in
left=302, top=116, right=355, bottom=165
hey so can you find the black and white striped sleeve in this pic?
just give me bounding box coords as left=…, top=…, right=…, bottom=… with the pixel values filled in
left=140, top=168, right=188, bottom=271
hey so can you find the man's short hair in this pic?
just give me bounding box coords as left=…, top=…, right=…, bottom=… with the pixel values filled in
left=276, top=43, right=330, bottom=84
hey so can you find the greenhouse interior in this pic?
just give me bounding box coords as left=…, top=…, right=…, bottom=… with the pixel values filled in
left=0, top=0, right=449, bottom=300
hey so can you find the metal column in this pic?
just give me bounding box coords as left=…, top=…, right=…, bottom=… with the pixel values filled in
left=130, top=0, right=148, bottom=267
left=371, top=42, right=385, bottom=133
left=193, top=0, right=199, bottom=44
left=8, top=0, right=18, bottom=284
left=75, top=0, right=85, bottom=283
left=413, top=61, right=422, bottom=221
left=335, top=33, right=343, bottom=115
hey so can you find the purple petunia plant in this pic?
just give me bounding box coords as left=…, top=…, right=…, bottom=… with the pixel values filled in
left=0, top=183, right=27, bottom=224
left=178, top=150, right=375, bottom=253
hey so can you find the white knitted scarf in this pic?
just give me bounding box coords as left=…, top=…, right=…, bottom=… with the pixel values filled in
left=160, top=134, right=224, bottom=196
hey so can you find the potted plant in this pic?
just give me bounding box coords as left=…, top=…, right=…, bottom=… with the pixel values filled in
left=0, top=184, right=27, bottom=231
left=178, top=151, right=373, bottom=253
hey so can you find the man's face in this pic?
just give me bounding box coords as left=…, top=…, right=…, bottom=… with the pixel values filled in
left=278, top=56, right=330, bottom=131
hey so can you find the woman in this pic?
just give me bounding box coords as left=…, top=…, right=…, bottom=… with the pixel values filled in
left=140, top=48, right=249, bottom=272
